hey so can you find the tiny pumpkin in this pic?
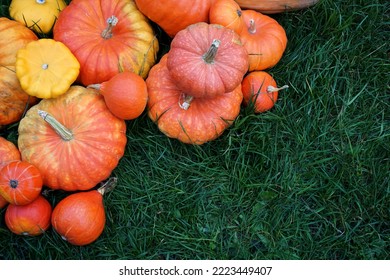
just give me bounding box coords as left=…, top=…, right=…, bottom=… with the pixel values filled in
left=88, top=72, right=148, bottom=120
left=209, top=0, right=244, bottom=34
left=5, top=195, right=52, bottom=236
left=239, top=10, right=287, bottom=71
left=18, top=86, right=127, bottom=191
left=0, top=161, right=43, bottom=206
left=147, top=55, right=243, bottom=145
left=51, top=179, right=116, bottom=246
left=167, top=22, right=249, bottom=98
left=15, top=38, right=80, bottom=99
left=241, top=71, right=288, bottom=113
left=9, top=0, right=67, bottom=34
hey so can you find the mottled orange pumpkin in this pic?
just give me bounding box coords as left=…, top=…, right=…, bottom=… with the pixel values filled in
left=5, top=195, right=52, bottom=236
left=0, top=136, right=21, bottom=167
left=147, top=55, right=243, bottom=145
left=53, top=0, right=159, bottom=85
left=18, top=86, right=127, bottom=191
left=0, top=17, right=38, bottom=126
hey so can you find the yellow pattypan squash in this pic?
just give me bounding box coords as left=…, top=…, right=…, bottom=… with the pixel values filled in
left=16, top=39, right=80, bottom=99
left=9, top=0, right=67, bottom=34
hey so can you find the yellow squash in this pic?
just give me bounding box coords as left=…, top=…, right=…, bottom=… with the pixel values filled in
left=15, top=39, right=80, bottom=99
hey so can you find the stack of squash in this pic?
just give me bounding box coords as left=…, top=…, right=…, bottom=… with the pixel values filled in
left=0, top=0, right=318, bottom=245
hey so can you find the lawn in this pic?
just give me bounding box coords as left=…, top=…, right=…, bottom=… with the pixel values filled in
left=0, top=0, right=389, bottom=260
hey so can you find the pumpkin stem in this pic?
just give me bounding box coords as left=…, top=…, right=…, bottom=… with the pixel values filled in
left=267, top=85, right=289, bottom=92
left=10, top=179, right=18, bottom=189
left=248, top=19, right=256, bottom=34
left=101, top=16, right=118, bottom=39
left=178, top=94, right=194, bottom=110
left=87, top=84, right=102, bottom=90
left=202, top=39, right=221, bottom=64
left=97, top=177, right=117, bottom=195
left=38, top=110, right=73, bottom=141
left=36, top=0, right=46, bottom=4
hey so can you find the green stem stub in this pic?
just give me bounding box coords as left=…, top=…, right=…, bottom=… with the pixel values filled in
left=202, top=39, right=221, bottom=64
left=38, top=110, right=73, bottom=141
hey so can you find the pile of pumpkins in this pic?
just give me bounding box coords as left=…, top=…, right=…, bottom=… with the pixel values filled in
left=0, top=0, right=318, bottom=246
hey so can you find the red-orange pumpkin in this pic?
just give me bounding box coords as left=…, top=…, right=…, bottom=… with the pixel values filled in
left=53, top=0, right=159, bottom=85
left=209, top=0, right=244, bottom=34
left=167, top=22, right=249, bottom=98
left=88, top=72, right=148, bottom=120
left=51, top=179, right=115, bottom=246
left=147, top=55, right=243, bottom=145
left=5, top=195, right=52, bottom=236
left=0, top=161, right=43, bottom=205
left=135, top=0, right=214, bottom=37
left=242, top=71, right=288, bottom=113
left=239, top=10, right=287, bottom=71
left=0, top=136, right=21, bottom=167
left=18, top=86, right=127, bottom=191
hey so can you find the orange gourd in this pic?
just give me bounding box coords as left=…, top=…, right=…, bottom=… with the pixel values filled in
left=51, top=179, right=116, bottom=246
left=0, top=137, right=21, bottom=167
left=0, top=161, right=43, bottom=205
left=242, top=71, right=288, bottom=113
left=5, top=195, right=52, bottom=236
left=88, top=72, right=148, bottom=120
left=239, top=10, right=287, bottom=71
left=209, top=0, right=244, bottom=34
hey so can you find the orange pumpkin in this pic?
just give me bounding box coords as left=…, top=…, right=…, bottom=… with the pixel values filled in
left=0, top=136, right=21, bottom=167
left=167, top=22, right=249, bottom=98
left=0, top=161, right=43, bottom=206
left=53, top=0, right=159, bottom=85
left=239, top=10, right=287, bottom=71
left=18, top=86, right=127, bottom=191
left=0, top=17, right=38, bottom=126
left=242, top=71, right=288, bottom=113
left=5, top=195, right=52, bottom=236
left=209, top=0, right=244, bottom=34
left=235, top=0, right=319, bottom=14
left=147, top=55, right=243, bottom=145
left=88, top=72, right=148, bottom=120
left=135, top=0, right=214, bottom=37
left=51, top=179, right=116, bottom=246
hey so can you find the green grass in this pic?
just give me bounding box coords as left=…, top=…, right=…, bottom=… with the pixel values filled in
left=0, top=0, right=389, bottom=260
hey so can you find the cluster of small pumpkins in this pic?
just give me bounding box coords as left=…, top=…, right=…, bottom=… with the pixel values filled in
left=0, top=0, right=318, bottom=245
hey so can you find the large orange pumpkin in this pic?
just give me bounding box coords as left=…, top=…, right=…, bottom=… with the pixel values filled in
left=135, top=0, right=214, bottom=37
left=167, top=22, right=249, bottom=98
left=53, top=0, right=159, bottom=85
left=0, top=17, right=38, bottom=126
left=147, top=55, right=243, bottom=145
left=18, top=86, right=127, bottom=191
left=239, top=9, right=287, bottom=71
left=235, top=0, right=319, bottom=14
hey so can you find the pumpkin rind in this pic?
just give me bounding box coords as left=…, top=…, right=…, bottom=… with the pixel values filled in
left=167, top=22, right=249, bottom=98
left=239, top=10, right=287, bottom=71
left=0, top=136, right=21, bottom=167
left=235, top=0, right=319, bottom=14
left=0, top=17, right=38, bottom=126
left=9, top=0, right=67, bottom=34
left=0, top=161, right=43, bottom=206
left=17, top=86, right=127, bottom=191
left=147, top=55, right=243, bottom=145
left=51, top=190, right=106, bottom=246
left=5, top=195, right=52, bottom=236
left=53, top=0, right=159, bottom=85
left=15, top=39, right=80, bottom=99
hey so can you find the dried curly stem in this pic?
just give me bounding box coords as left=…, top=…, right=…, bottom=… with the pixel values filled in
left=97, top=177, right=117, bottom=195
left=267, top=85, right=289, bottom=92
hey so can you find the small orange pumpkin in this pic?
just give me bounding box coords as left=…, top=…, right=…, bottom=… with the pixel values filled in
left=242, top=71, right=288, bottom=113
left=51, top=178, right=116, bottom=246
left=239, top=10, right=287, bottom=71
left=5, top=195, right=52, bottom=236
left=209, top=0, right=244, bottom=34
left=0, top=137, right=21, bottom=167
left=0, top=161, right=43, bottom=205
left=88, top=72, right=148, bottom=120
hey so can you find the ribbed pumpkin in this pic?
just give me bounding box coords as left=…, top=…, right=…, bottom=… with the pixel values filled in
left=147, top=55, right=243, bottom=145
left=0, top=137, right=21, bottom=167
left=135, top=0, right=214, bottom=37
left=0, top=17, right=38, bottom=126
left=53, top=0, right=159, bottom=86
left=18, top=86, right=127, bottom=191
left=235, top=0, right=319, bottom=14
